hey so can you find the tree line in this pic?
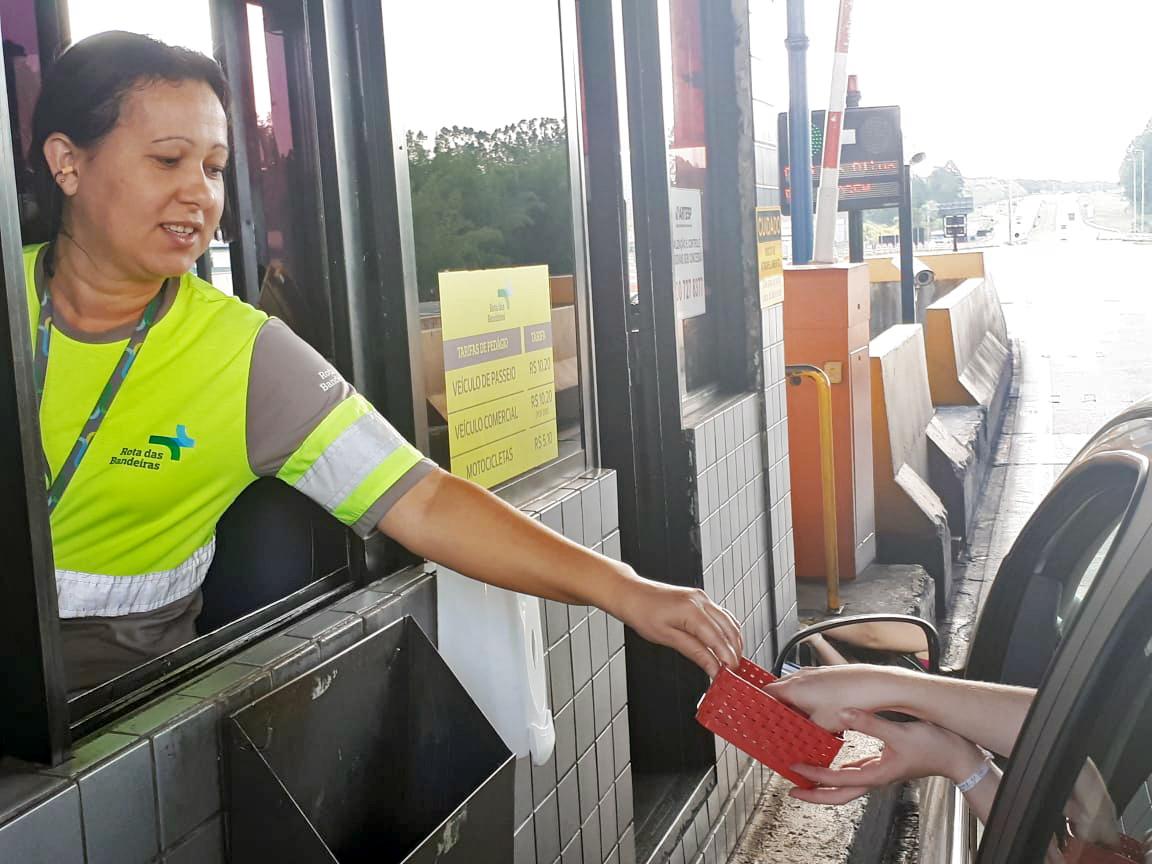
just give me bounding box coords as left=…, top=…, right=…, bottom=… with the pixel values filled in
left=406, top=118, right=575, bottom=302
left=1120, top=119, right=1152, bottom=207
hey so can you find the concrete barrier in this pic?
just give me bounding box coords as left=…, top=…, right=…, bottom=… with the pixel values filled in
left=924, top=276, right=1009, bottom=408
left=923, top=276, right=1013, bottom=543
left=870, top=324, right=971, bottom=615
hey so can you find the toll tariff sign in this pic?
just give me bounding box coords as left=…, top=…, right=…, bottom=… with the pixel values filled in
left=439, top=265, right=558, bottom=488
left=778, top=105, right=904, bottom=214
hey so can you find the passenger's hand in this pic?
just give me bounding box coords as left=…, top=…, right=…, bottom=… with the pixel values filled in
left=613, top=578, right=742, bottom=677
left=787, top=709, right=988, bottom=805
left=764, top=665, right=914, bottom=730
left=801, top=632, right=852, bottom=667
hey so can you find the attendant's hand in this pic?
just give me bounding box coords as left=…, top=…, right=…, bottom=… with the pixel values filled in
left=788, top=709, right=989, bottom=805
left=612, top=578, right=742, bottom=677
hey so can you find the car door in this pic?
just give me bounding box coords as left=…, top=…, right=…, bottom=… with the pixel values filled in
left=975, top=456, right=1152, bottom=863
left=922, top=424, right=1152, bottom=862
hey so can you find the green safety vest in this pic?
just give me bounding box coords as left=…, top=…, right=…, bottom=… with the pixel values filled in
left=27, top=244, right=425, bottom=619
left=27, top=243, right=264, bottom=617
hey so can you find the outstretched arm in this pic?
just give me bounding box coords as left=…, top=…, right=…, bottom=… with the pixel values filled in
left=766, top=665, right=1034, bottom=757
left=381, top=467, right=744, bottom=677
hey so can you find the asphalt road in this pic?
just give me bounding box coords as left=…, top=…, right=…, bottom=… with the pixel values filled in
left=942, top=194, right=1152, bottom=662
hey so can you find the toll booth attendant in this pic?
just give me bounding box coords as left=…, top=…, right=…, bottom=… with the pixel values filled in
left=28, top=31, right=742, bottom=691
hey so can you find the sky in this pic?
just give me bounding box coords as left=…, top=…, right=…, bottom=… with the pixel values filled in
left=66, top=0, right=274, bottom=120
left=64, top=0, right=1152, bottom=183
left=67, top=0, right=213, bottom=57
left=65, top=0, right=566, bottom=140
left=380, top=1, right=565, bottom=136
left=791, top=0, right=1152, bottom=182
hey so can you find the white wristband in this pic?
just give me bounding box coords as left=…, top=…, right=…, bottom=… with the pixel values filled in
left=956, top=756, right=993, bottom=793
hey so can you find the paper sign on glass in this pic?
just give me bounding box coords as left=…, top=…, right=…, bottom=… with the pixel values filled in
left=670, top=187, right=707, bottom=319
left=439, top=265, right=559, bottom=489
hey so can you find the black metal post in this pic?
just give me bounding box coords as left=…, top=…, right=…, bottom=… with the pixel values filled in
left=899, top=162, right=915, bottom=323
left=211, top=0, right=263, bottom=305
left=845, top=76, right=864, bottom=264
left=0, top=35, right=69, bottom=762
left=848, top=210, right=864, bottom=262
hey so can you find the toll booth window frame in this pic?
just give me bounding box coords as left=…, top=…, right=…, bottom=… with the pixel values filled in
left=601, top=0, right=760, bottom=853
left=649, top=0, right=755, bottom=417
left=375, top=0, right=598, bottom=503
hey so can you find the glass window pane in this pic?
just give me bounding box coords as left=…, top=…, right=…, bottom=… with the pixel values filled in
left=988, top=464, right=1139, bottom=689
left=384, top=0, right=585, bottom=488
left=245, top=2, right=335, bottom=357
left=0, top=0, right=45, bottom=217
left=610, top=0, right=640, bottom=304
left=1056, top=518, right=1121, bottom=636
left=659, top=0, right=719, bottom=398
left=1031, top=479, right=1133, bottom=639
left=202, top=241, right=234, bottom=296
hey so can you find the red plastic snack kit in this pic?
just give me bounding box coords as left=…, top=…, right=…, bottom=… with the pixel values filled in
left=696, top=659, right=844, bottom=789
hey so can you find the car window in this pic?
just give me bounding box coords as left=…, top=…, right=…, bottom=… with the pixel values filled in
left=1056, top=518, right=1121, bottom=637
left=969, top=462, right=1139, bottom=688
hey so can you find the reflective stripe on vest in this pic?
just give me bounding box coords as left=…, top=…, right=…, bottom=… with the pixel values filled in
left=277, top=394, right=421, bottom=522
left=55, top=539, right=215, bottom=618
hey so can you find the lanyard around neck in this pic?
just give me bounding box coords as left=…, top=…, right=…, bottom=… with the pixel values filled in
left=33, top=282, right=167, bottom=514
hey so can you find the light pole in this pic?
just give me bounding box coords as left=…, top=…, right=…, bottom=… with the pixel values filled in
left=1133, top=150, right=1142, bottom=235
left=900, top=151, right=926, bottom=323
left=1130, top=146, right=1145, bottom=234
left=1005, top=179, right=1016, bottom=245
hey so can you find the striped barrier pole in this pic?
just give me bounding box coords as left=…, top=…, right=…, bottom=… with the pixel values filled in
left=812, top=0, right=854, bottom=264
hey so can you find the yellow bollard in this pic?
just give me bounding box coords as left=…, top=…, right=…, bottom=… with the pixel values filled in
left=785, top=365, right=841, bottom=613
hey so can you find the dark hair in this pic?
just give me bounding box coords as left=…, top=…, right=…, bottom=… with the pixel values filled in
left=24, top=30, right=232, bottom=246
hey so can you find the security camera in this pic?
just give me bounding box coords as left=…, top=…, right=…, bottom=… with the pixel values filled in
left=890, top=255, right=936, bottom=288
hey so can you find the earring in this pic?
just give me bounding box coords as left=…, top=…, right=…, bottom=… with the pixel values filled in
left=54, top=168, right=74, bottom=185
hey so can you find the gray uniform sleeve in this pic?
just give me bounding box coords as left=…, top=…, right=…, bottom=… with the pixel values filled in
left=246, top=318, right=436, bottom=535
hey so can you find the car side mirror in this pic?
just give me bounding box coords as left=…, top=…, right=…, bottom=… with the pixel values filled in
left=771, top=613, right=941, bottom=677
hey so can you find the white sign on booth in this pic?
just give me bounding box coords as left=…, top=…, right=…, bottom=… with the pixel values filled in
left=670, top=186, right=707, bottom=319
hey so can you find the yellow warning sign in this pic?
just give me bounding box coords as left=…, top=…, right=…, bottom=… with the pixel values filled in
left=756, top=207, right=784, bottom=308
